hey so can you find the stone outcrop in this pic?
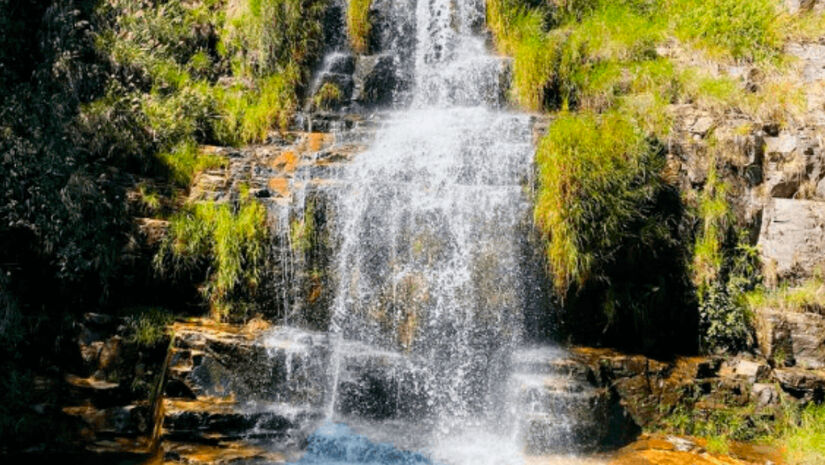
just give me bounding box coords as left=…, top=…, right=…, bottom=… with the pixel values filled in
left=59, top=312, right=170, bottom=454
left=755, top=306, right=825, bottom=369
left=758, top=199, right=825, bottom=281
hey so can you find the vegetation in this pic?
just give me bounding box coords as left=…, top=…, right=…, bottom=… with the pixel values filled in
left=487, top=0, right=815, bottom=352
left=155, top=189, right=269, bottom=320
left=782, top=403, right=825, bottom=465
left=125, top=307, right=175, bottom=347
left=313, top=82, right=344, bottom=110
left=656, top=400, right=825, bottom=464
left=746, top=278, right=825, bottom=314
left=534, top=111, right=662, bottom=294
left=347, top=0, right=373, bottom=53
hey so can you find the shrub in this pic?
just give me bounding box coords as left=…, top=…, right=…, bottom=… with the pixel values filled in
left=692, top=162, right=759, bottom=353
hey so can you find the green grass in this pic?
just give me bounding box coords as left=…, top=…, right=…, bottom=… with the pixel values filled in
left=534, top=111, right=662, bottom=294
left=125, top=307, right=175, bottom=348
left=692, top=164, right=730, bottom=292
left=214, top=67, right=301, bottom=143
left=347, top=0, right=372, bottom=53
left=158, top=141, right=227, bottom=187
left=290, top=200, right=315, bottom=253
left=157, top=188, right=268, bottom=319
left=746, top=278, right=825, bottom=314
left=667, top=0, right=782, bottom=62
left=782, top=404, right=825, bottom=465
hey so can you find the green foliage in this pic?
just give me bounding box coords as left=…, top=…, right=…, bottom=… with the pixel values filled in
left=221, top=0, right=327, bottom=78
left=667, top=0, right=781, bottom=62
left=159, top=141, right=227, bottom=187
left=125, top=307, right=175, bottom=348
left=746, top=278, right=825, bottom=314
left=782, top=403, right=825, bottom=465
left=214, top=67, right=301, bottom=143
left=347, top=0, right=373, bottom=53
left=534, top=111, right=663, bottom=295
left=691, top=161, right=759, bottom=353
left=156, top=190, right=268, bottom=319
left=290, top=201, right=316, bottom=253
left=657, top=402, right=776, bottom=446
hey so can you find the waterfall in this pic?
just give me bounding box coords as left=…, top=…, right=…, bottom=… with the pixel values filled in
left=324, top=0, right=536, bottom=457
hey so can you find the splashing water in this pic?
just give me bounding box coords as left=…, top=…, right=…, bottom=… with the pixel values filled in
left=322, top=0, right=535, bottom=461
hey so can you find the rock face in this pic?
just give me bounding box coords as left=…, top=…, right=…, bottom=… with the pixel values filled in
left=758, top=199, right=825, bottom=281
left=755, top=307, right=825, bottom=369
left=60, top=313, right=170, bottom=454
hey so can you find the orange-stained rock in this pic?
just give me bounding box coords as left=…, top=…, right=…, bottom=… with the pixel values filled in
left=272, top=150, right=298, bottom=172
left=268, top=177, right=290, bottom=197
left=306, top=132, right=334, bottom=152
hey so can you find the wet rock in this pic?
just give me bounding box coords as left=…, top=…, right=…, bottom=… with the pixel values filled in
left=758, top=199, right=825, bottom=281
left=354, top=54, right=397, bottom=106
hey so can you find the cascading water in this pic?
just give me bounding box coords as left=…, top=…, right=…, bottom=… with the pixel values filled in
left=321, top=0, right=539, bottom=461
left=258, top=0, right=610, bottom=463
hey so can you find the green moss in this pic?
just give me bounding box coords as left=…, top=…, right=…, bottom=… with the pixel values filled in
left=534, top=111, right=662, bottom=295
left=290, top=201, right=316, bottom=253
left=156, top=188, right=268, bottom=319
left=347, top=0, right=373, bottom=53
left=313, top=82, right=344, bottom=110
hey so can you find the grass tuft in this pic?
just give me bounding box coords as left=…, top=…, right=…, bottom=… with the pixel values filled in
left=534, top=111, right=662, bottom=295
left=347, top=0, right=373, bottom=53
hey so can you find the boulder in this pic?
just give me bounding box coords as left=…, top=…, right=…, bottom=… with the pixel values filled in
left=353, top=54, right=398, bottom=106
left=755, top=307, right=825, bottom=369
left=758, top=199, right=825, bottom=280
left=773, top=367, right=825, bottom=400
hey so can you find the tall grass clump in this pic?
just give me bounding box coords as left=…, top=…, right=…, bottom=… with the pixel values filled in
left=782, top=403, right=825, bottom=465
left=221, top=0, right=326, bottom=78
left=667, top=0, right=782, bottom=62
left=155, top=188, right=268, bottom=320
left=347, top=0, right=372, bottom=53
left=534, top=111, right=663, bottom=294
left=214, top=66, right=301, bottom=143
left=158, top=141, right=227, bottom=187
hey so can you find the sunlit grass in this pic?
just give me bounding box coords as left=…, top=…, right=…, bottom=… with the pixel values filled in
left=347, top=0, right=372, bottom=53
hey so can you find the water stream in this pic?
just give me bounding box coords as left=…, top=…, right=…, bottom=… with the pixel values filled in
left=270, top=0, right=603, bottom=463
